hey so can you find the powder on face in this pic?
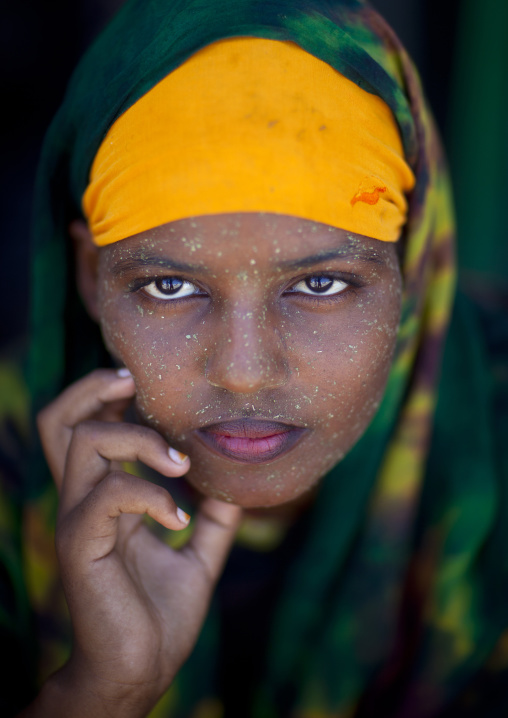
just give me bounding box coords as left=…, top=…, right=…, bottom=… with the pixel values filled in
left=94, top=212, right=402, bottom=508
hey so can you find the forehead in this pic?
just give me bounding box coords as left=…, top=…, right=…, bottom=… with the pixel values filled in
left=100, top=213, right=399, bottom=271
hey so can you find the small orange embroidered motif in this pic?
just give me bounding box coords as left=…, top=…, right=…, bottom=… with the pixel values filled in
left=351, top=182, right=387, bottom=207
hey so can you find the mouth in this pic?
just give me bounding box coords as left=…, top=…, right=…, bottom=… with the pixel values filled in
left=196, top=419, right=308, bottom=464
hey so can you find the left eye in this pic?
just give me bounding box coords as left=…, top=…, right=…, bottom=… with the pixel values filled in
left=143, top=277, right=200, bottom=300
left=291, top=276, right=348, bottom=296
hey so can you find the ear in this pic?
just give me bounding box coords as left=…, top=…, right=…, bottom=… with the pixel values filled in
left=69, top=219, right=100, bottom=322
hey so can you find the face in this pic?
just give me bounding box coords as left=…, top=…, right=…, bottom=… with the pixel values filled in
left=95, top=213, right=402, bottom=508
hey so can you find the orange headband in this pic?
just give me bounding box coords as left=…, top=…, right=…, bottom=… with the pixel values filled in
left=83, top=38, right=415, bottom=245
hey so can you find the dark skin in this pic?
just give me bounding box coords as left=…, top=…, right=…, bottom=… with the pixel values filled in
left=25, top=212, right=401, bottom=717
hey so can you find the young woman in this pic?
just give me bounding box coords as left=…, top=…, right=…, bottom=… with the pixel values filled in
left=5, top=0, right=506, bottom=716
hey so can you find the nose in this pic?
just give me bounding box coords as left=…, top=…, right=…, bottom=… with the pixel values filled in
left=204, top=303, right=290, bottom=394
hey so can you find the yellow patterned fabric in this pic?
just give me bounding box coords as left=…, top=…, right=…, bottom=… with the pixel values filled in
left=83, top=38, right=415, bottom=245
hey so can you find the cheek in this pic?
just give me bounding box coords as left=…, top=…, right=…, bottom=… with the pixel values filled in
left=99, top=299, right=202, bottom=428
left=285, top=291, right=400, bottom=449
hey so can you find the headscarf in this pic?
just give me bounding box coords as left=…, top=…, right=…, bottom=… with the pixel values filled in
left=27, top=1, right=508, bottom=717
left=82, top=37, right=415, bottom=244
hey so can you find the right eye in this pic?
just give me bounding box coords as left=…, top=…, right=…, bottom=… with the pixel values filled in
left=143, top=277, right=201, bottom=300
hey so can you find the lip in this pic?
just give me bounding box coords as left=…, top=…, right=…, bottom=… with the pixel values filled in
left=196, top=419, right=308, bottom=464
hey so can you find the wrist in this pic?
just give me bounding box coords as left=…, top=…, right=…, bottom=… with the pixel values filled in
left=23, top=658, right=165, bottom=718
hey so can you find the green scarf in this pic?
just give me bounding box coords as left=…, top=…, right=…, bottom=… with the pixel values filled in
left=27, top=1, right=507, bottom=716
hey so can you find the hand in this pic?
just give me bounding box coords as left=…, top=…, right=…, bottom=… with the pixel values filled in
left=31, top=369, right=242, bottom=717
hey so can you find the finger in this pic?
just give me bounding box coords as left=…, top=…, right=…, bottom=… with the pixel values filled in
left=57, top=471, right=190, bottom=567
left=185, top=498, right=242, bottom=583
left=60, top=421, right=189, bottom=514
left=97, top=397, right=133, bottom=424
left=37, top=369, right=136, bottom=486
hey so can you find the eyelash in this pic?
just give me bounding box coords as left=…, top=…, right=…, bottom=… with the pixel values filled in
left=284, top=276, right=354, bottom=303
left=129, top=273, right=360, bottom=304
left=129, top=277, right=205, bottom=303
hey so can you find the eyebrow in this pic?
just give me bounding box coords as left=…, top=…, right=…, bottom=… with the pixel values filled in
left=110, top=252, right=209, bottom=276
left=109, top=241, right=386, bottom=276
left=279, top=245, right=386, bottom=269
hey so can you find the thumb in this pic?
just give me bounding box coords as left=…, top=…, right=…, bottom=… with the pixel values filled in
left=186, top=498, right=242, bottom=583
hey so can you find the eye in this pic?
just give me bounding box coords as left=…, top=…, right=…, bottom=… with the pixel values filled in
left=291, top=275, right=349, bottom=296
left=143, top=277, right=201, bottom=300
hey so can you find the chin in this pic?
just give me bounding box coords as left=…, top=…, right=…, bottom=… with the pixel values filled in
left=181, top=451, right=332, bottom=509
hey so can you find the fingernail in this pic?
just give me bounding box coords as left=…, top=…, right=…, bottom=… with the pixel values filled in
left=117, top=367, right=132, bottom=378
left=169, top=447, right=188, bottom=464
left=177, top=507, right=191, bottom=525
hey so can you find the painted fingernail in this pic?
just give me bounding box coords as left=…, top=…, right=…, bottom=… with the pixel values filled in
left=177, top=507, right=191, bottom=525
left=169, top=447, right=188, bottom=464
left=117, top=367, right=132, bottom=378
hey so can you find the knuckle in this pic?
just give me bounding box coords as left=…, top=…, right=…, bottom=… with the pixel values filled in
left=125, top=422, right=158, bottom=441
left=118, top=422, right=168, bottom=454
left=71, top=419, right=102, bottom=442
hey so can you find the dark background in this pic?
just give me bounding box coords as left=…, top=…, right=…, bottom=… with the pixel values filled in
left=0, top=0, right=493, bottom=351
